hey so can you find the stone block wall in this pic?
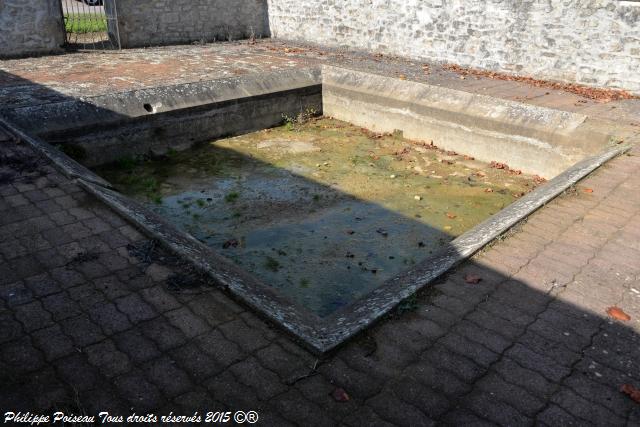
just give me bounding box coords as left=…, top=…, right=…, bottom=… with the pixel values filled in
left=267, top=0, right=640, bottom=94
left=112, top=0, right=269, bottom=48
left=0, top=0, right=64, bottom=58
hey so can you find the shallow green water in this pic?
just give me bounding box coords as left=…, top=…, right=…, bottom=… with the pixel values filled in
left=95, top=118, right=541, bottom=316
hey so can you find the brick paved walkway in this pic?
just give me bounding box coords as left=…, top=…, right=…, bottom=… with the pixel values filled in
left=1, top=42, right=639, bottom=425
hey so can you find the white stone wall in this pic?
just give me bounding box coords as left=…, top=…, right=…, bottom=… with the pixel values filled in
left=268, top=0, right=640, bottom=94
left=0, top=0, right=64, bottom=57
left=114, top=0, right=269, bottom=48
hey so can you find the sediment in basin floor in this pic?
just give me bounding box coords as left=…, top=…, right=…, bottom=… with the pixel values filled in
left=95, top=117, right=543, bottom=316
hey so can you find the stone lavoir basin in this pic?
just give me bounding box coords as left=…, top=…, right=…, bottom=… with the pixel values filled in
left=95, top=117, right=544, bottom=318
left=8, top=66, right=634, bottom=352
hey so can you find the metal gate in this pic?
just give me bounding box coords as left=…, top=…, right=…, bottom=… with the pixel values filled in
left=60, top=0, right=121, bottom=50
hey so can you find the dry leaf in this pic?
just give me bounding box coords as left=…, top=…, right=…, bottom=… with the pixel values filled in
left=446, top=212, right=457, bottom=219
left=464, top=274, right=482, bottom=285
left=442, top=63, right=636, bottom=102
left=583, top=188, right=594, bottom=194
left=331, top=388, right=350, bottom=402
left=621, top=384, right=640, bottom=403
left=607, top=306, right=631, bottom=322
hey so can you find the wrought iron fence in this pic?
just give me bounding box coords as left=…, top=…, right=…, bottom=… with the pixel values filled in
left=61, top=0, right=120, bottom=50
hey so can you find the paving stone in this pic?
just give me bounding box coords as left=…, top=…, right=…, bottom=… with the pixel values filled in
left=562, top=373, right=634, bottom=418
left=270, top=389, right=334, bottom=427
left=85, top=340, right=132, bottom=377
left=294, top=374, right=358, bottom=421
left=453, top=320, right=512, bottom=354
left=22, top=368, right=68, bottom=412
left=41, top=292, right=83, bottom=320
left=492, top=357, right=556, bottom=400
left=230, top=356, right=288, bottom=401
left=81, top=385, right=131, bottom=416
left=89, top=302, right=132, bottom=335
left=342, top=405, right=396, bottom=427
left=516, top=330, right=581, bottom=368
left=4, top=256, right=45, bottom=281
left=475, top=373, right=546, bottom=417
left=0, top=280, right=34, bottom=306
left=165, top=306, right=210, bottom=338
left=113, top=370, right=165, bottom=412
left=218, top=318, right=270, bottom=353
left=93, top=276, right=131, bottom=300
left=14, top=300, right=53, bottom=332
left=31, top=324, right=75, bottom=361
left=60, top=315, right=105, bottom=347
left=140, top=316, right=188, bottom=351
left=23, top=273, right=61, bottom=297
left=76, top=235, right=112, bottom=254
left=506, top=343, right=571, bottom=383
left=98, top=229, right=129, bottom=249
left=170, top=342, right=223, bottom=380
left=114, top=329, right=161, bottom=364
left=319, top=357, right=384, bottom=400
left=551, top=387, right=626, bottom=426
left=140, top=355, right=194, bottom=398
left=0, top=313, right=23, bottom=344
left=33, top=248, right=67, bottom=269
left=42, top=227, right=76, bottom=246
left=463, top=390, right=533, bottom=426
left=141, top=286, right=182, bottom=313
left=0, top=336, right=44, bottom=374
left=114, top=293, right=157, bottom=323
left=367, top=391, right=435, bottom=426
left=387, top=377, right=452, bottom=418
left=0, top=239, right=28, bottom=260
left=204, top=371, right=262, bottom=410
left=82, top=216, right=111, bottom=234
left=75, top=260, right=111, bottom=279
left=23, top=190, right=50, bottom=203
left=196, top=329, right=244, bottom=368
left=402, top=361, right=473, bottom=397
left=439, top=332, right=501, bottom=368
left=187, top=293, right=242, bottom=327
left=442, top=408, right=496, bottom=426
left=536, top=403, right=583, bottom=426
left=255, top=343, right=314, bottom=384
left=98, top=252, right=131, bottom=272
left=421, top=344, right=486, bottom=384
left=172, top=387, right=219, bottom=413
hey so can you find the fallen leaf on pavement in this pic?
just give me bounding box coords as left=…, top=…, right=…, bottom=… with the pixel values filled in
left=607, top=306, right=631, bottom=322
left=464, top=274, right=482, bottom=285
left=621, top=384, right=640, bottom=403
left=331, top=388, right=350, bottom=402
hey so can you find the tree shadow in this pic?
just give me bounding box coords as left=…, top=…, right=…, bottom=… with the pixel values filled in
left=0, top=67, right=638, bottom=424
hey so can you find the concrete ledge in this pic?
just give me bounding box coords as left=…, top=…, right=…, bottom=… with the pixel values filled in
left=322, top=66, right=621, bottom=178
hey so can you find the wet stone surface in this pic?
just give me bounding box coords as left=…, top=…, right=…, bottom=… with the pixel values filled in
left=96, top=117, right=543, bottom=316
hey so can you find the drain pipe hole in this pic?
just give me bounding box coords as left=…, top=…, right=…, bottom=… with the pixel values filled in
left=143, top=103, right=155, bottom=113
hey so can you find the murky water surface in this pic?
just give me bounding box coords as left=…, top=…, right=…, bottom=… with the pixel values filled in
left=96, top=118, right=542, bottom=316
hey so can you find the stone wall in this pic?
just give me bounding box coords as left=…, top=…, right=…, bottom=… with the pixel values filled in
left=112, top=0, right=269, bottom=48
left=0, top=0, right=64, bottom=58
left=267, top=0, right=640, bottom=94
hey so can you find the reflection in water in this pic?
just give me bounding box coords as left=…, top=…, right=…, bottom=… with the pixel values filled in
left=96, top=118, right=542, bottom=316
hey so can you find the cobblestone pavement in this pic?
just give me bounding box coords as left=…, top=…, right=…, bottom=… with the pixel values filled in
left=1, top=42, right=639, bottom=425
